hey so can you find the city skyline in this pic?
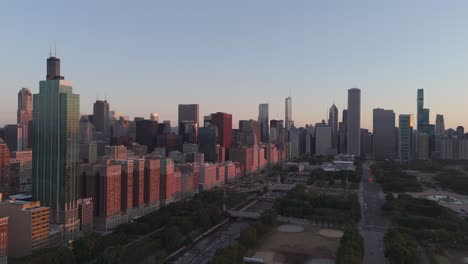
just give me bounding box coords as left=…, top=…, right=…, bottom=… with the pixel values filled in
left=1, top=1, right=468, bottom=129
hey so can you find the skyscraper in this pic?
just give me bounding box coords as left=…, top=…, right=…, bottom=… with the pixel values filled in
left=32, top=55, right=80, bottom=227
left=270, top=120, right=285, bottom=149
left=435, top=114, right=445, bottom=136
left=178, top=104, right=199, bottom=124
left=93, top=100, right=110, bottom=142
left=315, top=120, right=332, bottom=156
left=339, top=109, right=348, bottom=154
left=198, top=126, right=218, bottom=162
left=178, top=104, right=199, bottom=141
left=210, top=112, right=232, bottom=151
left=399, top=114, right=414, bottom=161
left=373, top=108, right=396, bottom=160
left=17, top=88, right=33, bottom=125
left=258, top=103, right=269, bottom=143
left=347, top=88, right=361, bottom=156
left=285, top=96, right=293, bottom=131
left=328, top=104, right=338, bottom=150
left=239, top=119, right=261, bottom=146
left=417, top=89, right=430, bottom=132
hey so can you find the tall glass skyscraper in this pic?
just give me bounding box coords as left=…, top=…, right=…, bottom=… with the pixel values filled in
left=328, top=104, right=338, bottom=150
left=32, top=55, right=80, bottom=225
left=417, top=88, right=430, bottom=132
left=258, top=103, right=269, bottom=143
left=285, top=96, right=292, bottom=131
left=347, top=88, right=361, bottom=156
left=399, top=114, right=414, bottom=161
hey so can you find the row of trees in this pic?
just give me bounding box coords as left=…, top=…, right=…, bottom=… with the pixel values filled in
left=12, top=190, right=247, bottom=264
left=336, top=227, right=364, bottom=264
left=371, top=161, right=421, bottom=193
left=383, top=194, right=468, bottom=263
left=434, top=169, right=468, bottom=195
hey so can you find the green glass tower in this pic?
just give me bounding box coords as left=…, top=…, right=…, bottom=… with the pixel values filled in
left=32, top=55, right=80, bottom=224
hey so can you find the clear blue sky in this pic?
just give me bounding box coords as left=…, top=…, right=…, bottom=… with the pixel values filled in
left=1, top=0, right=467, bottom=129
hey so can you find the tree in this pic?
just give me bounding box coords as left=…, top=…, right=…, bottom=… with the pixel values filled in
left=73, top=232, right=103, bottom=262
left=239, top=227, right=257, bottom=248
left=384, top=229, right=418, bottom=264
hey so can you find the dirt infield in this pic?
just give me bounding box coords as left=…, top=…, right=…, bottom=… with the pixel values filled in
left=318, top=229, right=343, bottom=238
left=277, top=225, right=305, bottom=233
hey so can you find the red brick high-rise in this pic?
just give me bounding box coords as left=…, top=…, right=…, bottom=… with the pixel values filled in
left=210, top=112, right=232, bottom=152
left=0, top=139, right=10, bottom=195
left=144, top=158, right=160, bottom=206
left=99, top=162, right=121, bottom=217
left=0, top=216, right=7, bottom=263
left=133, top=159, right=145, bottom=208
left=120, top=160, right=134, bottom=212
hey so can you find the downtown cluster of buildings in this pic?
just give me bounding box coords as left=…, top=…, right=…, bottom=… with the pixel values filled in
left=0, top=55, right=294, bottom=260
left=0, top=53, right=465, bottom=261
left=370, top=89, right=468, bottom=161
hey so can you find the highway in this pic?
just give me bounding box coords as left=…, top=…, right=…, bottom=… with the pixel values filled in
left=359, top=162, right=390, bottom=264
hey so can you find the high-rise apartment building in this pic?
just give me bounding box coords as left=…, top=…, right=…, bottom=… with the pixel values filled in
left=0, top=140, right=10, bottom=195
left=144, top=158, right=160, bottom=206
left=347, top=88, right=361, bottom=156
left=435, top=114, right=445, bottom=136
left=328, top=104, right=338, bottom=150
left=0, top=217, right=7, bottom=264
left=399, top=114, right=414, bottom=161
left=285, top=96, right=293, bottom=131
left=373, top=108, right=396, bottom=160
left=93, top=100, right=110, bottom=142
left=32, top=55, right=81, bottom=227
left=98, top=162, right=121, bottom=218
left=258, top=104, right=269, bottom=143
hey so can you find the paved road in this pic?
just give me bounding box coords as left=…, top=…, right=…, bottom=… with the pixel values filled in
left=359, top=162, right=390, bottom=264
left=171, top=221, right=249, bottom=264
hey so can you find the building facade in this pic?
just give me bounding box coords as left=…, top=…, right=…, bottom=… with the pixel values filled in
left=399, top=114, right=414, bottom=161
left=373, top=108, right=396, bottom=160
left=347, top=88, right=361, bottom=156
left=32, top=55, right=81, bottom=229
left=258, top=103, right=269, bottom=143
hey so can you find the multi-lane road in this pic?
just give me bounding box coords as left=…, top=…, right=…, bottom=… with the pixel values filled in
left=360, top=162, right=390, bottom=264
